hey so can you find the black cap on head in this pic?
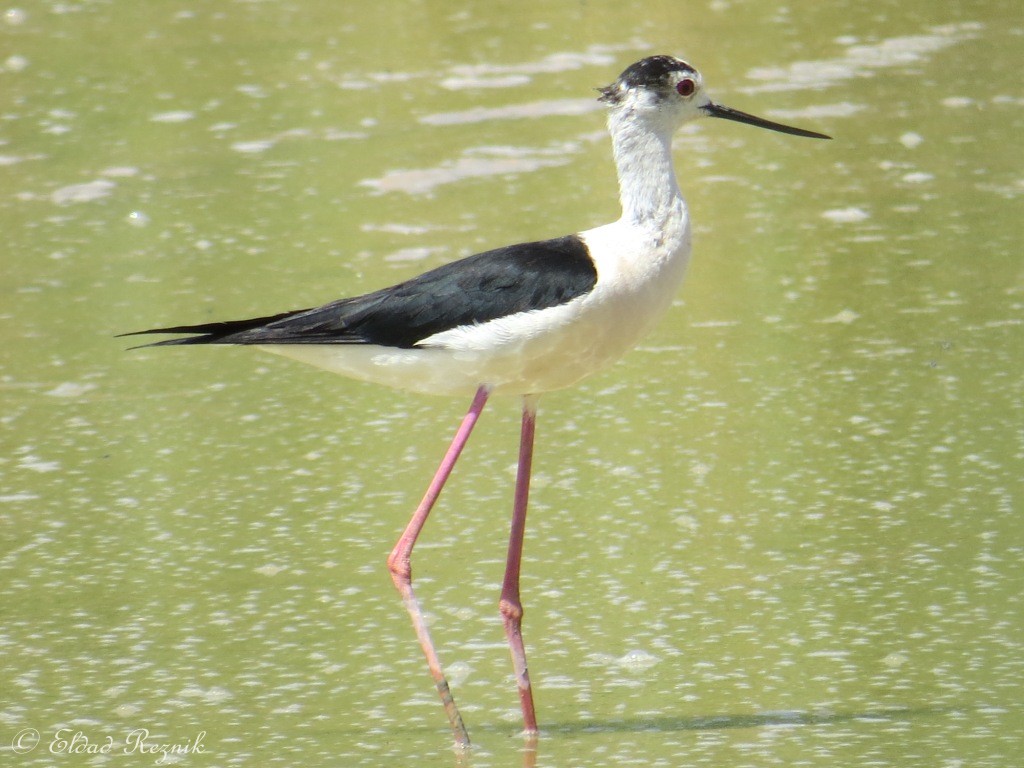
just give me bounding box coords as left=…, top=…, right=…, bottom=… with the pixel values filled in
left=599, top=55, right=696, bottom=103
left=618, top=56, right=695, bottom=88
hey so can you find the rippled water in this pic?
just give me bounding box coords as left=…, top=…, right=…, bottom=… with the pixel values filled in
left=2, top=1, right=1021, bottom=766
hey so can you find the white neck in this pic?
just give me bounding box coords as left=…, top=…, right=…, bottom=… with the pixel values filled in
left=607, top=109, right=686, bottom=228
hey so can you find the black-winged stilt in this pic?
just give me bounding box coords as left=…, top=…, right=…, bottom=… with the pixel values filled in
left=125, top=55, right=830, bottom=746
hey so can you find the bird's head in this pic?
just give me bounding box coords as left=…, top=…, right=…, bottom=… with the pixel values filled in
left=599, top=55, right=831, bottom=140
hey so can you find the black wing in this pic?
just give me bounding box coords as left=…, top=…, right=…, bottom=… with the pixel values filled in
left=123, top=235, right=597, bottom=349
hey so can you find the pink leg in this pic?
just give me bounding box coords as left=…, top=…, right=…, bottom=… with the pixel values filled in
left=500, top=395, right=540, bottom=734
left=387, top=385, right=490, bottom=747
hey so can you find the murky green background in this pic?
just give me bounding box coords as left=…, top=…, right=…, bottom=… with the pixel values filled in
left=2, top=1, right=1021, bottom=766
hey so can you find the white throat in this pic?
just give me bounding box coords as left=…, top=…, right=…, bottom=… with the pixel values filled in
left=607, top=107, right=686, bottom=228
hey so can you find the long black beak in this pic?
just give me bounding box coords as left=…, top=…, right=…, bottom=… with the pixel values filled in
left=704, top=102, right=831, bottom=140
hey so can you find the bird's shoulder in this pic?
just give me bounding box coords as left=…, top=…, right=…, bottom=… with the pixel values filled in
left=395, top=233, right=597, bottom=300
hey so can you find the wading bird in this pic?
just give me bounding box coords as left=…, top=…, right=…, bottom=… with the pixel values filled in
left=126, top=55, right=830, bottom=746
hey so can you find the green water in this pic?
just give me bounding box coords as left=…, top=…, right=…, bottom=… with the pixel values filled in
left=2, top=1, right=1021, bottom=766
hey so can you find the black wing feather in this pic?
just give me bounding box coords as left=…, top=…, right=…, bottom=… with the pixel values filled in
left=124, top=235, right=597, bottom=349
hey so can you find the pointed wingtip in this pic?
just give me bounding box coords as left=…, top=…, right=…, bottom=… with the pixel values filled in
left=116, top=327, right=219, bottom=349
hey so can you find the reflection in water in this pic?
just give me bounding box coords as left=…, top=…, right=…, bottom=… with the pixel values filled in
left=360, top=144, right=578, bottom=195
left=742, top=23, right=982, bottom=92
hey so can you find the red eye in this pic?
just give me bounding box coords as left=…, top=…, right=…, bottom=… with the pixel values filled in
left=676, top=78, right=696, bottom=97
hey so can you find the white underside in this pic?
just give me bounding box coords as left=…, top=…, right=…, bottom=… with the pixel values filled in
left=261, top=215, right=691, bottom=397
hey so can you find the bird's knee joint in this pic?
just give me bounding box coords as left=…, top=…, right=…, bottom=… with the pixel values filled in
left=499, top=598, right=524, bottom=622
left=387, top=553, right=411, bottom=583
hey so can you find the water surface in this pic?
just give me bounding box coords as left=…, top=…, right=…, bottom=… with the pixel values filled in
left=2, top=1, right=1021, bottom=766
